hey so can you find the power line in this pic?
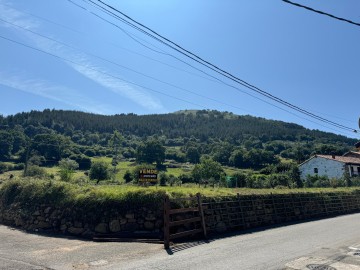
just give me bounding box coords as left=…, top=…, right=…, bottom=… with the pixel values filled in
left=2, top=2, right=358, bottom=136
left=80, top=0, right=357, bottom=133
left=282, top=0, right=360, bottom=28
left=67, top=0, right=359, bottom=135
left=4, top=36, right=355, bottom=139
left=3, top=17, right=356, bottom=137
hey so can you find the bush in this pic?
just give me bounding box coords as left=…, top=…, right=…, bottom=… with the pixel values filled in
left=69, top=154, right=91, bottom=170
left=0, top=162, right=9, bottom=174
left=159, top=172, right=168, bottom=186
left=13, top=163, right=25, bottom=171
left=89, top=161, right=110, bottom=183
left=58, top=158, right=79, bottom=182
left=123, top=170, right=133, bottom=183
left=179, top=174, right=195, bottom=184
left=23, top=165, right=47, bottom=178
left=304, top=175, right=330, bottom=188
left=230, top=172, right=248, bottom=188
left=267, top=174, right=291, bottom=188
left=72, top=176, right=89, bottom=185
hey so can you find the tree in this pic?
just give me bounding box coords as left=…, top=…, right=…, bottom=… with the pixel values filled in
left=211, top=142, right=233, bottom=165
left=58, top=158, right=79, bottom=182
left=229, top=149, right=245, bottom=168
left=136, top=139, right=165, bottom=167
left=186, top=147, right=200, bottom=164
left=89, top=161, right=109, bottom=183
left=0, top=130, right=14, bottom=161
left=109, top=131, right=124, bottom=178
left=32, top=133, right=71, bottom=165
left=191, top=157, right=225, bottom=186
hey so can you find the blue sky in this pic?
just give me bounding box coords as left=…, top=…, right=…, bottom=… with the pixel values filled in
left=0, top=0, right=359, bottom=138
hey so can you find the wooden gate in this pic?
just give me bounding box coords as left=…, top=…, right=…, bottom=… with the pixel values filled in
left=163, top=193, right=207, bottom=249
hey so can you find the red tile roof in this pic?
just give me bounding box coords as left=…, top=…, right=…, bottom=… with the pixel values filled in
left=316, top=155, right=360, bottom=165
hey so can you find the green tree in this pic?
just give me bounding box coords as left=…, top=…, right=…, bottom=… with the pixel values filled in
left=159, top=172, right=168, bottom=186
left=136, top=139, right=165, bottom=167
left=89, top=161, right=109, bottom=183
left=229, top=149, right=245, bottom=168
left=186, top=147, right=200, bottom=163
left=58, top=158, right=79, bottom=182
left=33, top=133, right=71, bottom=165
left=109, top=131, right=124, bottom=177
left=191, top=157, right=225, bottom=186
left=0, top=130, right=14, bottom=161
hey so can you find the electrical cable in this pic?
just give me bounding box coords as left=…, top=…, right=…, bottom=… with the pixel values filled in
left=1, top=2, right=358, bottom=136
left=65, top=0, right=359, bottom=135
left=85, top=0, right=357, bottom=133
left=2, top=16, right=353, bottom=136
left=282, top=0, right=360, bottom=28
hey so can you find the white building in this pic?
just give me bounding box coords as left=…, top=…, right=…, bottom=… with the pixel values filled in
left=299, top=154, right=360, bottom=180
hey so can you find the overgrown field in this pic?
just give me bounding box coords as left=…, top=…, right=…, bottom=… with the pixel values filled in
left=2, top=178, right=360, bottom=208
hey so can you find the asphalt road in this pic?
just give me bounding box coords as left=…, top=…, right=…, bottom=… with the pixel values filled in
left=1, top=214, right=360, bottom=270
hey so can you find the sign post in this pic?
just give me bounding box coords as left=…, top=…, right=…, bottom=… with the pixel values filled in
left=138, top=169, right=158, bottom=185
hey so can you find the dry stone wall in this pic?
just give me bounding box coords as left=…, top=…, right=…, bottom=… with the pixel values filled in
left=0, top=202, right=163, bottom=238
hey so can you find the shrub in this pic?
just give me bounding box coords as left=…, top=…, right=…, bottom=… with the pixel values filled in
left=0, top=162, right=8, bottom=174
left=159, top=172, right=168, bottom=186
left=123, top=170, right=133, bottom=183
left=89, top=161, right=110, bottom=183
left=69, top=154, right=91, bottom=170
left=230, top=172, right=248, bottom=188
left=13, top=163, right=25, bottom=171
left=23, top=165, right=47, bottom=178
left=58, top=158, right=79, bottom=182
left=178, top=174, right=194, bottom=184
left=84, top=149, right=96, bottom=157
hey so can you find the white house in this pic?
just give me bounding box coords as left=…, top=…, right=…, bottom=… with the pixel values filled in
left=299, top=154, right=360, bottom=180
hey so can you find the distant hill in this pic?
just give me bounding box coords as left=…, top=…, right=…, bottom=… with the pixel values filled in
left=0, top=109, right=356, bottom=145
left=0, top=109, right=357, bottom=166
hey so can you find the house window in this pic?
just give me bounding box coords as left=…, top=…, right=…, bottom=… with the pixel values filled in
left=314, top=168, right=318, bottom=174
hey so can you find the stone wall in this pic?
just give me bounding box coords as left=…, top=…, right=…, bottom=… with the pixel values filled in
left=2, top=192, right=360, bottom=241
left=0, top=202, right=163, bottom=238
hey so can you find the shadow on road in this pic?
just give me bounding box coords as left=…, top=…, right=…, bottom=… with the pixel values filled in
left=166, top=239, right=213, bottom=255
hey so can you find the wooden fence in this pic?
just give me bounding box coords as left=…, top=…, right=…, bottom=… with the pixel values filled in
left=163, top=192, right=360, bottom=248
left=163, top=194, right=207, bottom=249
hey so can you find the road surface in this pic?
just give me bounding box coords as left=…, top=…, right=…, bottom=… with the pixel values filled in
left=1, top=213, right=360, bottom=269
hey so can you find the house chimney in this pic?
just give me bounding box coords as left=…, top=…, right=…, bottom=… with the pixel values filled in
left=332, top=154, right=335, bottom=159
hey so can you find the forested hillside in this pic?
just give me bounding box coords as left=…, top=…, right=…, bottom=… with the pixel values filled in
left=0, top=109, right=357, bottom=170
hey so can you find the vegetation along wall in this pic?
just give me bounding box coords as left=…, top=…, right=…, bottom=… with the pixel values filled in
left=0, top=180, right=165, bottom=238
left=1, top=179, right=360, bottom=240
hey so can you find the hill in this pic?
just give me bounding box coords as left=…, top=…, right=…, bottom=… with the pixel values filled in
left=0, top=109, right=357, bottom=168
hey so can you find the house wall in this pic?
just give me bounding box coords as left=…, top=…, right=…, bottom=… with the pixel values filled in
left=299, top=157, right=344, bottom=180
